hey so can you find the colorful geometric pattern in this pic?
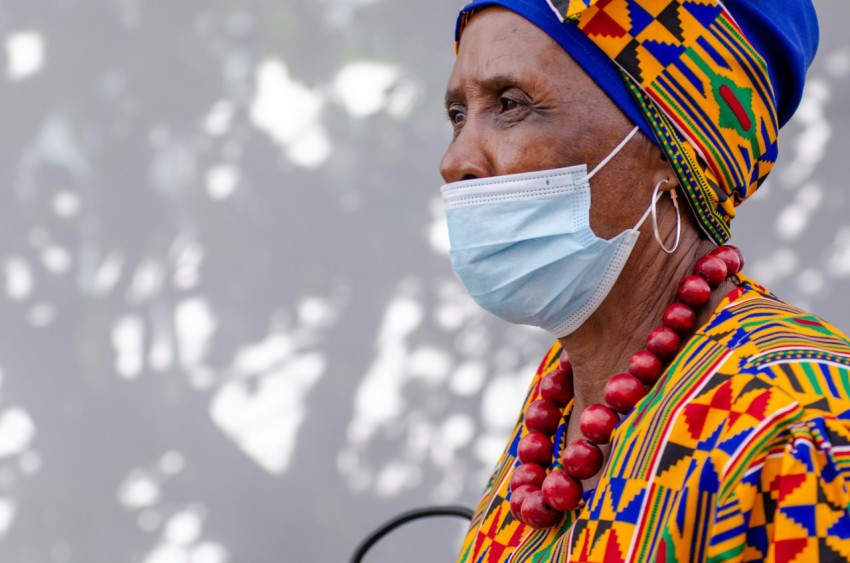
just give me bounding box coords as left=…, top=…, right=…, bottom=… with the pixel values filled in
left=546, top=0, right=779, bottom=244
left=457, top=275, right=850, bottom=562
left=456, top=0, right=780, bottom=244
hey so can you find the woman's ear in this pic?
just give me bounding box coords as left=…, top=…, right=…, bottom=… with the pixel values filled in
left=648, top=144, right=679, bottom=194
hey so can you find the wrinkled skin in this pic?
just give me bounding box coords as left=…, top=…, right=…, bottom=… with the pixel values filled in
left=441, top=7, right=730, bottom=489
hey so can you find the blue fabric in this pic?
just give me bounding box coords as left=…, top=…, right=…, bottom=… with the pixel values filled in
left=723, top=0, right=819, bottom=128
left=456, top=0, right=820, bottom=135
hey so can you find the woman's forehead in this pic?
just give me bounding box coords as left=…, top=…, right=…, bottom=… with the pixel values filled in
left=455, top=7, right=554, bottom=63
left=448, top=9, right=583, bottom=92
left=447, top=8, right=606, bottom=119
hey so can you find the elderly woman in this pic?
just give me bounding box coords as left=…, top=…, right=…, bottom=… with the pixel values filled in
left=439, top=0, right=849, bottom=561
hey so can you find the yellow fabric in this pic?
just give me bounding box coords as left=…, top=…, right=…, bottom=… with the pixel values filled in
left=458, top=276, right=850, bottom=562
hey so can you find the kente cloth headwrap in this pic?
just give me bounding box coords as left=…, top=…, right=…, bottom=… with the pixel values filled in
left=455, top=0, right=819, bottom=244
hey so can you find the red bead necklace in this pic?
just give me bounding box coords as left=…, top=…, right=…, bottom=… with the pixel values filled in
left=509, top=245, right=744, bottom=529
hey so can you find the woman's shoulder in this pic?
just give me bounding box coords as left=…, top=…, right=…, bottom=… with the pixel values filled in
left=692, top=274, right=850, bottom=413
left=649, top=274, right=850, bottom=494
left=700, top=274, right=850, bottom=367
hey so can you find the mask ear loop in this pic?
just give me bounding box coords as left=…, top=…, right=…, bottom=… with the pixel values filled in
left=586, top=126, right=640, bottom=181
left=650, top=179, right=681, bottom=254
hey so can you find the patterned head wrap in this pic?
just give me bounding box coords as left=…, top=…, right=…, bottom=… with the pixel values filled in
left=455, top=0, right=819, bottom=244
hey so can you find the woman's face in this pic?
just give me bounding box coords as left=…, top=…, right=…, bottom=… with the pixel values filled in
left=440, top=7, right=660, bottom=240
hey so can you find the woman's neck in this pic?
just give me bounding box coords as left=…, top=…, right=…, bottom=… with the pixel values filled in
left=557, top=232, right=727, bottom=413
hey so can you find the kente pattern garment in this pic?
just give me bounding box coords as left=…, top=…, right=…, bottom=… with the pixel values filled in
left=457, top=275, right=850, bottom=562
left=456, top=0, right=783, bottom=245
left=549, top=0, right=777, bottom=244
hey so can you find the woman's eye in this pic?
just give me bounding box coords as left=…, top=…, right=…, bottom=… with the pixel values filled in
left=501, top=97, right=519, bottom=111
left=448, top=108, right=466, bottom=125
left=500, top=95, right=527, bottom=113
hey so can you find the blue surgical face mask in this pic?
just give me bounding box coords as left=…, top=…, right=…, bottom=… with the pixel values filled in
left=440, top=126, right=652, bottom=338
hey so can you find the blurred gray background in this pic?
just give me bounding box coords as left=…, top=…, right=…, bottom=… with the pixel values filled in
left=0, top=1, right=846, bottom=562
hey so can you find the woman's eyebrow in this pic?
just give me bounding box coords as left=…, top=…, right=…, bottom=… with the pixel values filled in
left=444, top=87, right=463, bottom=108
left=445, top=72, right=526, bottom=107
left=477, top=73, right=523, bottom=92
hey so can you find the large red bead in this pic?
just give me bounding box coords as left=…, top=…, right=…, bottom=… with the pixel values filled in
left=520, top=490, right=564, bottom=529
left=510, top=463, right=546, bottom=490
left=518, top=432, right=553, bottom=465
left=663, top=302, right=697, bottom=335
left=524, top=400, right=562, bottom=435
left=646, top=327, right=681, bottom=360
left=628, top=350, right=663, bottom=384
left=727, top=245, right=745, bottom=271
left=694, top=255, right=728, bottom=288
left=579, top=403, right=619, bottom=444
left=542, top=470, right=583, bottom=511
left=710, top=245, right=742, bottom=276
left=561, top=439, right=603, bottom=480
left=677, top=275, right=711, bottom=308
left=540, top=369, right=573, bottom=407
left=509, top=484, right=538, bottom=520
left=604, top=373, right=647, bottom=414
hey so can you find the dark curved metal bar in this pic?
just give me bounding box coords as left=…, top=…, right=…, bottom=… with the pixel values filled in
left=349, top=505, right=475, bottom=563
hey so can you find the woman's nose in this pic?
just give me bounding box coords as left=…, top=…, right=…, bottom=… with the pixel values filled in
left=439, top=121, right=494, bottom=184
